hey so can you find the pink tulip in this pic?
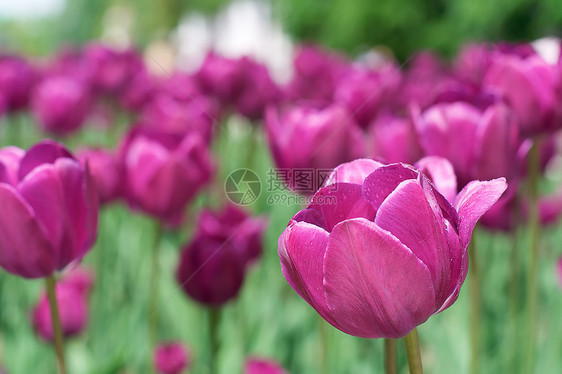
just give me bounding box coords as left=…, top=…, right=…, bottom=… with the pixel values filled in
left=413, top=101, right=520, bottom=188
left=77, top=148, right=123, bottom=205
left=369, top=113, right=423, bottom=164
left=119, top=69, right=156, bottom=111
left=265, top=104, right=366, bottom=187
left=484, top=53, right=558, bottom=135
left=0, top=140, right=98, bottom=278
left=0, top=55, right=35, bottom=111
left=279, top=159, right=507, bottom=338
left=120, top=127, right=214, bottom=224
left=454, top=43, right=493, bottom=86
left=32, top=74, right=92, bottom=135
left=154, top=342, right=191, bottom=374
left=31, top=268, right=93, bottom=341
left=245, top=357, right=286, bottom=374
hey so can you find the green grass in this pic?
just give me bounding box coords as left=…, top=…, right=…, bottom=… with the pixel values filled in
left=0, top=114, right=561, bottom=373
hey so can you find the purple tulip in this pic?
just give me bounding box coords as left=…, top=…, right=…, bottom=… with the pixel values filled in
left=119, top=68, right=156, bottom=112
left=484, top=53, right=558, bottom=135
left=0, top=55, right=35, bottom=111
left=0, top=140, right=98, bottom=278
left=245, top=358, right=286, bottom=374
left=120, top=127, right=214, bottom=225
left=176, top=205, right=265, bottom=306
left=153, top=342, right=191, bottom=374
left=197, top=203, right=268, bottom=264
left=369, top=113, right=423, bottom=164
left=285, top=45, right=348, bottom=103
left=334, top=64, right=401, bottom=128
left=454, top=43, right=493, bottom=86
left=278, top=159, right=507, bottom=338
left=32, top=74, right=92, bottom=135
left=266, top=104, right=366, bottom=186
left=77, top=148, right=123, bottom=205
left=31, top=268, right=93, bottom=341
left=413, top=102, right=520, bottom=188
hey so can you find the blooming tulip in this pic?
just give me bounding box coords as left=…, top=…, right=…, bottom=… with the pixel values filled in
left=77, top=148, right=123, bottom=205
left=32, top=268, right=93, bottom=341
left=32, top=74, right=92, bottom=135
left=0, top=55, right=35, bottom=111
left=0, top=140, right=98, bottom=278
left=278, top=159, right=507, bottom=338
left=154, top=342, right=191, bottom=374
left=119, top=127, right=214, bottom=224
left=245, top=357, right=286, bottom=374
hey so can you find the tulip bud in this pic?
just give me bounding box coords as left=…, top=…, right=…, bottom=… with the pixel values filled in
left=32, top=74, right=92, bottom=135
left=154, top=342, right=191, bottom=374
left=369, top=113, right=422, bottom=164
left=31, top=269, right=93, bottom=341
left=279, top=159, right=507, bottom=338
left=0, top=140, right=98, bottom=278
left=0, top=55, right=34, bottom=112
left=119, top=127, right=214, bottom=225
left=77, top=148, right=123, bottom=205
left=245, top=358, right=286, bottom=374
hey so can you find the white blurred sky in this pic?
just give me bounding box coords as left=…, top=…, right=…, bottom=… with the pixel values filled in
left=0, top=0, right=64, bottom=19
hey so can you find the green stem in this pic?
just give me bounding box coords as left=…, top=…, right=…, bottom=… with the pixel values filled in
left=404, top=328, right=423, bottom=374
left=384, top=339, right=398, bottom=374
left=508, top=196, right=522, bottom=372
left=208, top=308, right=221, bottom=374
left=148, top=222, right=163, bottom=347
left=45, top=276, right=67, bottom=374
left=469, top=236, right=481, bottom=374
left=525, top=138, right=541, bottom=373
left=319, top=317, right=329, bottom=374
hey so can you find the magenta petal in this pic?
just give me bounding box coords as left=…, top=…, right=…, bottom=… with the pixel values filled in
left=17, top=140, right=74, bottom=181
left=324, top=218, right=435, bottom=338
left=278, top=221, right=339, bottom=327
left=0, top=146, right=24, bottom=186
left=375, top=179, right=459, bottom=308
left=362, top=163, right=418, bottom=211
left=0, top=185, right=55, bottom=278
left=325, top=158, right=383, bottom=186
left=415, top=156, right=457, bottom=203
left=454, top=178, right=508, bottom=247
left=308, top=183, right=375, bottom=232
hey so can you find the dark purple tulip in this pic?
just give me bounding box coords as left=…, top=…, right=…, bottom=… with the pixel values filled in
left=0, top=140, right=98, bottom=278
left=32, top=74, right=92, bottom=135
left=197, top=203, right=268, bottom=264
left=234, top=59, right=280, bottom=120
left=279, top=158, right=507, bottom=338
left=413, top=102, right=520, bottom=188
left=266, top=104, right=366, bottom=174
left=77, top=148, right=123, bottom=205
left=31, top=268, right=93, bottom=341
left=154, top=342, right=190, bottom=374
left=0, top=55, right=35, bottom=111
left=369, top=113, right=423, bottom=164
left=119, top=69, right=156, bottom=111
left=245, top=358, right=286, bottom=374
left=176, top=205, right=265, bottom=306
left=334, top=64, right=401, bottom=128
left=286, top=45, right=348, bottom=103
left=120, top=127, right=214, bottom=225
left=484, top=53, right=558, bottom=135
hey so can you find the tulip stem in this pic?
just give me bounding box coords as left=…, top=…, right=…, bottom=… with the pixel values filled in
left=208, top=308, right=221, bottom=374
left=148, top=222, right=163, bottom=347
left=469, top=236, right=481, bottom=374
left=404, top=328, right=423, bottom=374
left=525, top=138, right=541, bottom=373
left=384, top=339, right=398, bottom=374
left=45, top=275, right=67, bottom=374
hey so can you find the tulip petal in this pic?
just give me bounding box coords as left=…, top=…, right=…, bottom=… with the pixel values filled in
left=308, top=183, right=375, bottom=232
left=454, top=178, right=508, bottom=247
left=278, top=221, right=340, bottom=328
left=0, top=184, right=54, bottom=278
left=375, top=178, right=458, bottom=308
left=324, top=218, right=435, bottom=338
left=415, top=156, right=457, bottom=203
left=17, top=140, right=73, bottom=181
left=362, top=163, right=418, bottom=211
left=0, top=146, right=24, bottom=185
left=324, top=158, right=383, bottom=186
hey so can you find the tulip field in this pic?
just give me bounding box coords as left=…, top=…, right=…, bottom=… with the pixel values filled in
left=3, top=6, right=562, bottom=373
